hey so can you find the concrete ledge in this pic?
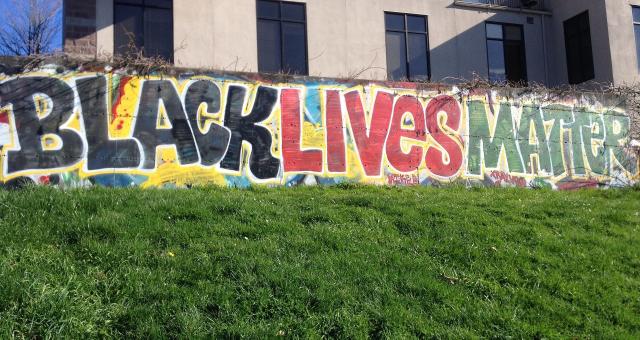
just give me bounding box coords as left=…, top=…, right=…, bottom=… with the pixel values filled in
left=453, top=1, right=552, bottom=16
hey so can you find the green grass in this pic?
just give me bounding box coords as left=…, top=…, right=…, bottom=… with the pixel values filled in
left=0, top=186, right=638, bottom=338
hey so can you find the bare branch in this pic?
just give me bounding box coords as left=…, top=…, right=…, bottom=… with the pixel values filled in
left=0, top=0, right=61, bottom=56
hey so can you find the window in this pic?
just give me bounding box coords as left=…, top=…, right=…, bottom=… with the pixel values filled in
left=257, top=0, right=308, bottom=75
left=385, top=13, right=430, bottom=81
left=485, top=22, right=527, bottom=84
left=633, top=6, right=640, bottom=70
left=114, top=0, right=173, bottom=61
left=563, top=11, right=594, bottom=84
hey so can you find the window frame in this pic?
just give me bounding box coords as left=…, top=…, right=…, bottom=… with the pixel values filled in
left=113, top=0, right=174, bottom=62
left=632, top=6, right=640, bottom=71
left=384, top=11, right=431, bottom=82
left=256, top=0, right=309, bottom=75
left=484, top=21, right=528, bottom=84
left=563, top=11, right=595, bottom=84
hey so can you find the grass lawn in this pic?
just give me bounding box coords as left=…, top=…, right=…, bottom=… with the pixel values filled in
left=0, top=186, right=638, bottom=338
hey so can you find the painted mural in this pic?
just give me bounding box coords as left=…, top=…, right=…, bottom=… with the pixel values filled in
left=0, top=69, right=637, bottom=189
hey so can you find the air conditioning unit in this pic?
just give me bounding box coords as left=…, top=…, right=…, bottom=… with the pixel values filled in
left=520, top=0, right=539, bottom=8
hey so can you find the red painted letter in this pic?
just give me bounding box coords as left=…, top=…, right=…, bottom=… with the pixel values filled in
left=344, top=90, right=394, bottom=177
left=324, top=90, right=346, bottom=173
left=385, top=95, right=426, bottom=172
left=281, top=89, right=323, bottom=172
left=425, top=95, right=463, bottom=178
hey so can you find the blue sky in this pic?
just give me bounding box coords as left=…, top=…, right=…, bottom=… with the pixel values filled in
left=0, top=0, right=63, bottom=54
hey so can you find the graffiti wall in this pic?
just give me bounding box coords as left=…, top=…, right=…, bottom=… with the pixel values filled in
left=0, top=69, right=637, bottom=189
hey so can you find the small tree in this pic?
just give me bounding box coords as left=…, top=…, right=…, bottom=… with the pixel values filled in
left=0, top=0, right=61, bottom=56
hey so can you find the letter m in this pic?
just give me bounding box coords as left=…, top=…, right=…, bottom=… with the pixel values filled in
left=466, top=100, right=525, bottom=176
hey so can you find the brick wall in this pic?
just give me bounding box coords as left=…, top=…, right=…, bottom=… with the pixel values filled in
left=63, top=0, right=97, bottom=56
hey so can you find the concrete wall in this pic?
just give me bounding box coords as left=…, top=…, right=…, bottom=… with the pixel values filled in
left=0, top=64, right=636, bottom=189
left=63, top=0, right=97, bottom=56
left=605, top=0, right=640, bottom=85
left=82, top=0, right=549, bottom=83
left=95, top=0, right=114, bottom=57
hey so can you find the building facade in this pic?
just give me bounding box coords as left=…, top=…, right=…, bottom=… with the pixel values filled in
left=63, top=0, right=640, bottom=86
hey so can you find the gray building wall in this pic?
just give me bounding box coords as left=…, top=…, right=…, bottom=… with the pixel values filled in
left=545, top=0, right=613, bottom=86
left=605, top=0, right=640, bottom=85
left=64, top=0, right=640, bottom=86
left=90, top=0, right=550, bottom=83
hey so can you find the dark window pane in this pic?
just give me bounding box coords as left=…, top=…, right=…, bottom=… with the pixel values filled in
left=144, top=0, right=171, bottom=8
left=486, top=23, right=502, bottom=39
left=115, top=0, right=143, bottom=5
left=635, top=25, right=640, bottom=70
left=282, top=3, right=305, bottom=21
left=144, top=8, right=173, bottom=60
left=579, top=14, right=589, bottom=31
left=565, top=22, right=578, bottom=37
left=487, top=40, right=506, bottom=83
left=385, top=13, right=405, bottom=31
left=504, top=42, right=526, bottom=82
left=566, top=40, right=581, bottom=84
left=564, top=12, right=594, bottom=84
left=114, top=4, right=144, bottom=55
left=634, top=7, right=640, bottom=23
left=257, top=1, right=307, bottom=74
left=114, top=1, right=173, bottom=61
left=386, top=31, right=407, bottom=80
left=580, top=35, right=591, bottom=55
left=579, top=35, right=594, bottom=77
left=257, top=20, right=282, bottom=73
left=486, top=23, right=526, bottom=84
left=408, top=33, right=428, bottom=80
left=257, top=0, right=280, bottom=19
left=282, top=22, right=307, bottom=74
left=504, top=25, right=522, bottom=41
left=566, top=37, right=581, bottom=80
left=407, top=15, right=426, bottom=32
left=385, top=13, right=430, bottom=81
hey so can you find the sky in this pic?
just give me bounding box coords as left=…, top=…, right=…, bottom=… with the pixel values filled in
left=0, top=0, right=63, bottom=55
